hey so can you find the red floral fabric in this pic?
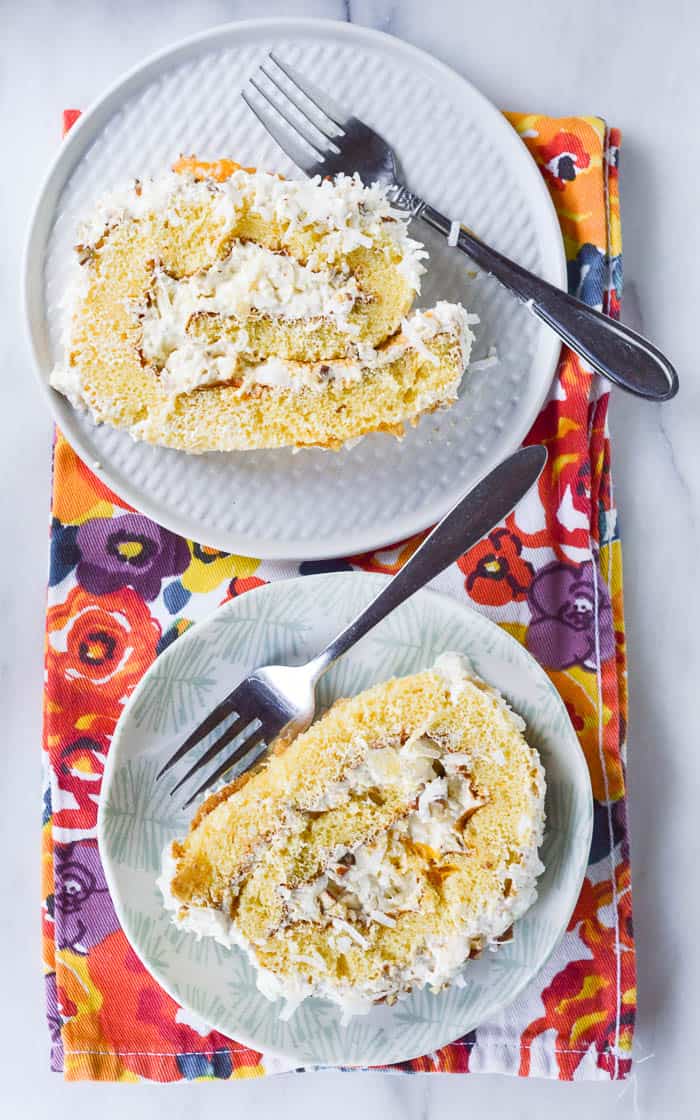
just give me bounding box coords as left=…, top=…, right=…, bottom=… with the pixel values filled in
left=42, top=110, right=634, bottom=1082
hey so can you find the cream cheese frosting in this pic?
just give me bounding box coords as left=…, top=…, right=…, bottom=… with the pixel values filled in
left=145, top=301, right=474, bottom=397
left=139, top=242, right=364, bottom=364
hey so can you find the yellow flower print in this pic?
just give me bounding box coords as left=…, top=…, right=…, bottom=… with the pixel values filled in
left=180, top=542, right=260, bottom=594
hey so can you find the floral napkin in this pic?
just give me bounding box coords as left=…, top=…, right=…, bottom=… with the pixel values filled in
left=42, top=110, right=635, bottom=1081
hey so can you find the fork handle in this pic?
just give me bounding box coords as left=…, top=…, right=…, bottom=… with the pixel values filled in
left=415, top=202, right=678, bottom=402
left=306, top=444, right=546, bottom=680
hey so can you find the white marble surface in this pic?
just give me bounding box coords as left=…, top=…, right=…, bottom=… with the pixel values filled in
left=1, top=1, right=697, bottom=1116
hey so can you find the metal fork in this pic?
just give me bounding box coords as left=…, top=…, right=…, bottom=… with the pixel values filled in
left=157, top=444, right=546, bottom=806
left=241, top=53, right=678, bottom=403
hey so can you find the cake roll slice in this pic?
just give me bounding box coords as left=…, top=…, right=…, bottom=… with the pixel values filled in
left=50, top=163, right=475, bottom=451
left=159, top=653, right=545, bottom=1019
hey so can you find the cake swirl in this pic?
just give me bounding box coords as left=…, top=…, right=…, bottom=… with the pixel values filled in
left=159, top=654, right=545, bottom=1020
left=50, top=161, right=475, bottom=452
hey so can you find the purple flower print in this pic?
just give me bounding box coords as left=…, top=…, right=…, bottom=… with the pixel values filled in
left=45, top=972, right=62, bottom=1046
left=45, top=973, right=65, bottom=1071
left=526, top=560, right=615, bottom=671
left=52, top=841, right=121, bottom=953
left=76, top=513, right=189, bottom=601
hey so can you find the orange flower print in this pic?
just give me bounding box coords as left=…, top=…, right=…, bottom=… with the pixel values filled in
left=222, top=575, right=267, bottom=602
left=85, top=932, right=263, bottom=1081
left=535, top=130, right=591, bottom=191
left=458, top=526, right=533, bottom=606
left=51, top=737, right=108, bottom=836
left=519, top=862, right=635, bottom=1080
left=52, top=433, right=132, bottom=525
left=351, top=531, right=426, bottom=574
left=45, top=587, right=160, bottom=740
left=547, top=668, right=625, bottom=803
left=522, top=353, right=593, bottom=558
left=507, top=115, right=605, bottom=248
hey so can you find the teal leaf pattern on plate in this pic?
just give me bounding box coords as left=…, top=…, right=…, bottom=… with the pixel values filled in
left=131, top=636, right=218, bottom=735
left=102, top=757, right=187, bottom=871
left=208, top=590, right=311, bottom=666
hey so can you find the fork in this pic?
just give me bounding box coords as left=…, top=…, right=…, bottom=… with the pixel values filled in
left=157, top=444, right=546, bottom=807
left=241, top=52, right=678, bottom=403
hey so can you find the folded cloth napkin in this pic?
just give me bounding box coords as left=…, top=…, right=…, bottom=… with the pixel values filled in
left=41, top=109, right=634, bottom=1082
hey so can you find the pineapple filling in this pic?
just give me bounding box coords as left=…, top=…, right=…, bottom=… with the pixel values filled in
left=278, top=739, right=487, bottom=936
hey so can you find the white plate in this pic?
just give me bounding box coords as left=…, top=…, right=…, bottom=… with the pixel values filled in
left=98, top=572, right=592, bottom=1068
left=25, top=18, right=565, bottom=560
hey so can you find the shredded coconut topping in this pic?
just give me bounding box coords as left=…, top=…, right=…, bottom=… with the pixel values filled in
left=74, top=168, right=429, bottom=288
left=146, top=303, right=473, bottom=398
left=51, top=169, right=480, bottom=408
left=159, top=653, right=545, bottom=1021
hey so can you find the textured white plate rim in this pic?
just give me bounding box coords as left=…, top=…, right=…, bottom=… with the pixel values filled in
left=24, top=17, right=566, bottom=560
left=98, top=572, right=593, bottom=1067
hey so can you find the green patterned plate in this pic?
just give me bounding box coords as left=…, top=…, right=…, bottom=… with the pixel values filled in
left=98, top=572, right=592, bottom=1067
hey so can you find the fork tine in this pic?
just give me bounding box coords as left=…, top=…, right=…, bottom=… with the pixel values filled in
left=182, top=728, right=267, bottom=808
left=268, top=53, right=350, bottom=131
left=167, top=713, right=255, bottom=797
left=248, top=77, right=331, bottom=159
left=241, top=90, right=324, bottom=177
left=260, top=58, right=343, bottom=142
left=156, top=693, right=238, bottom=779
